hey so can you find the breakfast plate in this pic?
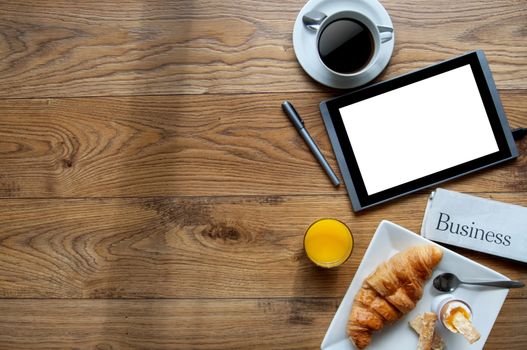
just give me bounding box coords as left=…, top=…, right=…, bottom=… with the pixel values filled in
left=321, top=220, right=510, bottom=350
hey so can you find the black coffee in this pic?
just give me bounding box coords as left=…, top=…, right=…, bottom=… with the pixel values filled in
left=318, top=19, right=374, bottom=74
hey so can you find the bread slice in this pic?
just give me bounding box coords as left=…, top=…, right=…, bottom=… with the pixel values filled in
left=410, top=314, right=445, bottom=350
left=417, top=312, right=437, bottom=350
left=452, top=311, right=481, bottom=344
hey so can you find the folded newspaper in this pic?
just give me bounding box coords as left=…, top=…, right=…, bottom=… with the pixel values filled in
left=421, top=188, right=526, bottom=263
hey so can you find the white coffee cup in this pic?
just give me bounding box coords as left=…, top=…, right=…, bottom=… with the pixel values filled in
left=302, top=9, right=393, bottom=80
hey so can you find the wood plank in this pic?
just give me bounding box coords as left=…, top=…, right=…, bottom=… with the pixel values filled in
left=486, top=298, right=527, bottom=349
left=0, top=298, right=338, bottom=349
left=378, top=0, right=527, bottom=91
left=0, top=92, right=526, bottom=198
left=0, top=0, right=525, bottom=97
left=0, top=193, right=525, bottom=298
left=0, top=297, right=524, bottom=349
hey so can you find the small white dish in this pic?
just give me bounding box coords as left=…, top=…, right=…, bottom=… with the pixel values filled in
left=292, top=0, right=394, bottom=89
left=321, top=220, right=510, bottom=350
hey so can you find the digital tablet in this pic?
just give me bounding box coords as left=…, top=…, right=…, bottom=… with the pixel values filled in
left=320, top=51, right=518, bottom=212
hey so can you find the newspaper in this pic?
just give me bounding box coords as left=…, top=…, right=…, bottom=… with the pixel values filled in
left=421, top=188, right=526, bottom=263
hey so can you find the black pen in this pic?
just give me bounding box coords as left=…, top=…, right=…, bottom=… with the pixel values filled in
left=281, top=101, right=340, bottom=187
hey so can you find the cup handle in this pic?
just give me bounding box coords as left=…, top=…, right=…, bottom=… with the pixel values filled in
left=378, top=25, right=394, bottom=43
left=302, top=11, right=327, bottom=31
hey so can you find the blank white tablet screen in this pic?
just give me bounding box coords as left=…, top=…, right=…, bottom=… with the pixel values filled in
left=339, top=64, right=499, bottom=195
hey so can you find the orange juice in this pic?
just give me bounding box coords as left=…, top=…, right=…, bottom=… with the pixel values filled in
left=304, top=219, right=353, bottom=268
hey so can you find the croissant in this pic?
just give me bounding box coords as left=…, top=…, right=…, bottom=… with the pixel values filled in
left=347, top=245, right=443, bottom=349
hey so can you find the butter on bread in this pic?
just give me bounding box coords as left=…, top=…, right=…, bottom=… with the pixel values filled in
left=410, top=313, right=445, bottom=350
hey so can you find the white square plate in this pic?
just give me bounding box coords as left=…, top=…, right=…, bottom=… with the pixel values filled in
left=321, top=220, right=510, bottom=350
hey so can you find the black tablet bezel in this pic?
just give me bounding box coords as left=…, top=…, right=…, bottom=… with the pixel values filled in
left=320, top=51, right=518, bottom=211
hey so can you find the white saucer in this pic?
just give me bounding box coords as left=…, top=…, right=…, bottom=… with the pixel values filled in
left=293, top=0, right=394, bottom=89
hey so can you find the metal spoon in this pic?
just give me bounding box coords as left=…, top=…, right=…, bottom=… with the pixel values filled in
left=433, top=272, right=525, bottom=292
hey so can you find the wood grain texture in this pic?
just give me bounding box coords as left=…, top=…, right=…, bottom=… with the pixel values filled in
left=0, top=298, right=339, bottom=349
left=0, top=0, right=526, bottom=348
left=0, top=92, right=526, bottom=198
left=0, top=0, right=525, bottom=97
left=0, top=298, right=524, bottom=350
left=1, top=193, right=526, bottom=299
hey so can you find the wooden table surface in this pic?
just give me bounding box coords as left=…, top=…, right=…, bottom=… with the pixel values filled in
left=0, top=0, right=525, bottom=349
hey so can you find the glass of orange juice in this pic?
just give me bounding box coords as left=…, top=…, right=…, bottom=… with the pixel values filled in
left=304, top=218, right=353, bottom=268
